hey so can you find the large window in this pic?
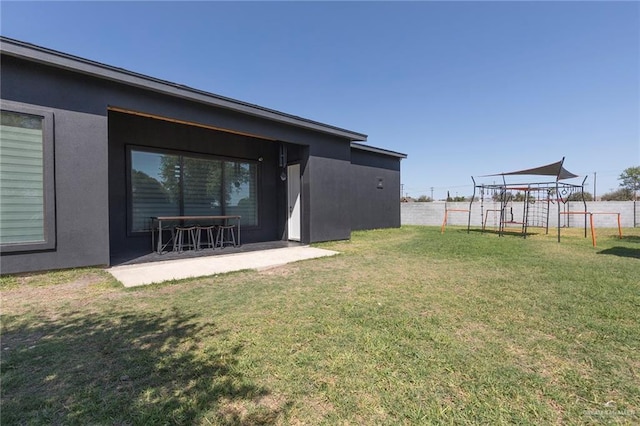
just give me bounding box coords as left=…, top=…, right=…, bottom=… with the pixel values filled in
left=129, top=148, right=258, bottom=232
left=0, top=104, right=55, bottom=252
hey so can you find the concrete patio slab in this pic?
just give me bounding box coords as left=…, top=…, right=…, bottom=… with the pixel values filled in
left=108, top=246, right=339, bottom=287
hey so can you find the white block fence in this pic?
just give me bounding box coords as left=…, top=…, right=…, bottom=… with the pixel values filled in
left=402, top=201, right=639, bottom=228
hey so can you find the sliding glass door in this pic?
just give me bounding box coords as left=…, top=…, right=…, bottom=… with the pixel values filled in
left=129, top=148, right=258, bottom=232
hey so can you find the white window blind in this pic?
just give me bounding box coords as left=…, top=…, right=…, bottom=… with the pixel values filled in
left=0, top=111, right=45, bottom=244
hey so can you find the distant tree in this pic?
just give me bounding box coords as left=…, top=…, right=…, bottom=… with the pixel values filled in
left=619, top=166, right=640, bottom=200
left=489, top=191, right=534, bottom=202
left=567, top=191, right=593, bottom=202
left=601, top=188, right=633, bottom=201
left=513, top=192, right=527, bottom=202
left=416, top=195, right=433, bottom=202
left=445, top=191, right=467, bottom=202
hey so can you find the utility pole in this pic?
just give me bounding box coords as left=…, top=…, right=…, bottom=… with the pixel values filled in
left=430, top=187, right=434, bottom=200
left=593, top=172, right=597, bottom=201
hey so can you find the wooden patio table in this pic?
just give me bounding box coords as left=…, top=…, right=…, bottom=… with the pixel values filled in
left=151, top=215, right=241, bottom=254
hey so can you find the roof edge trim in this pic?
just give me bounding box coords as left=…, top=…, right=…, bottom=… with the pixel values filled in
left=351, top=142, right=407, bottom=159
left=0, top=36, right=368, bottom=141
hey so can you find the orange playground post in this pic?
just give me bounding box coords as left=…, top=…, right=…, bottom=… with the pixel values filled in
left=589, top=212, right=623, bottom=247
left=441, top=209, right=470, bottom=234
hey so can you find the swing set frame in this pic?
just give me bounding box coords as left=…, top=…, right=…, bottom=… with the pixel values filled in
left=441, top=158, right=623, bottom=246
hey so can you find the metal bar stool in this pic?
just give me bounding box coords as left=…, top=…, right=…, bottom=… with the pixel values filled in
left=174, top=225, right=198, bottom=252
left=216, top=224, right=237, bottom=248
left=151, top=218, right=177, bottom=254
left=196, top=225, right=217, bottom=250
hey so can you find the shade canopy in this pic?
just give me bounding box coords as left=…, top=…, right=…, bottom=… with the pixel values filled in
left=482, top=158, right=579, bottom=181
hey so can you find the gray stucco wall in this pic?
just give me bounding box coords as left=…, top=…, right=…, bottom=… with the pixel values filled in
left=350, top=149, right=402, bottom=231
left=402, top=201, right=639, bottom=228
left=306, top=155, right=352, bottom=242
left=0, top=104, right=110, bottom=274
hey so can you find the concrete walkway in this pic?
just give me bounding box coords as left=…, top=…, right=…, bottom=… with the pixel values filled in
left=108, top=246, right=339, bottom=287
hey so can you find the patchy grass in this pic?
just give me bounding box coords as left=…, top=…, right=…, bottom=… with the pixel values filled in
left=2, top=226, right=639, bottom=424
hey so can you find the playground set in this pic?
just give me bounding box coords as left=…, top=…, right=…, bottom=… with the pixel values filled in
left=441, top=158, right=622, bottom=246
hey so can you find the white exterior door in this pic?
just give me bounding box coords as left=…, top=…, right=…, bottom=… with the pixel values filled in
left=287, top=163, right=301, bottom=241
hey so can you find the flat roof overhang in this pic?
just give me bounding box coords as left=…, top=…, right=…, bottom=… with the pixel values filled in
left=1, top=36, right=368, bottom=142
left=351, top=142, right=407, bottom=159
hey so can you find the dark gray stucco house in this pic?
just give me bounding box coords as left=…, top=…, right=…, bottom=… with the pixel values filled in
left=0, top=37, right=406, bottom=274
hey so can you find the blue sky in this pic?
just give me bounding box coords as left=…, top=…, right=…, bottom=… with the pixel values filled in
left=2, top=1, right=638, bottom=199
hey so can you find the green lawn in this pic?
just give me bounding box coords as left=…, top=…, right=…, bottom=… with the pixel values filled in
left=2, top=226, right=639, bottom=425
